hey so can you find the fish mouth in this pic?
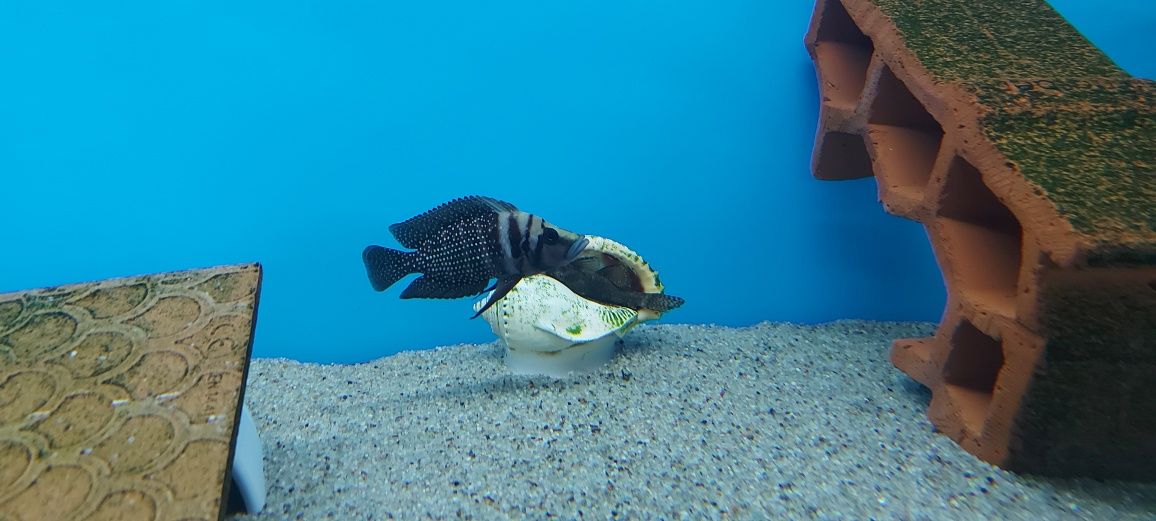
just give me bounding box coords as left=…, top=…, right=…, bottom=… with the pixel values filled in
left=565, top=236, right=590, bottom=261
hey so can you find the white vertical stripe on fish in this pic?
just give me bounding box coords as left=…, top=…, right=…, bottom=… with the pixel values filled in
left=525, top=215, right=544, bottom=272
left=513, top=213, right=529, bottom=274
left=363, top=195, right=587, bottom=316
left=497, top=211, right=517, bottom=274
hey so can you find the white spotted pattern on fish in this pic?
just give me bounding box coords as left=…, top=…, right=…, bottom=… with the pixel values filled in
left=362, top=196, right=589, bottom=317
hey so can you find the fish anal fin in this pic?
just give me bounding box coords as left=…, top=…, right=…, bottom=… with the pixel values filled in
left=401, top=276, right=489, bottom=300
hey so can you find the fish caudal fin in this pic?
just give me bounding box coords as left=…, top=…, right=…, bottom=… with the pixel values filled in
left=643, top=293, right=685, bottom=313
left=363, top=245, right=415, bottom=292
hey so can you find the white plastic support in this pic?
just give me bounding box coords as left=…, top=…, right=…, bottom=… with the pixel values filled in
left=231, top=404, right=267, bottom=513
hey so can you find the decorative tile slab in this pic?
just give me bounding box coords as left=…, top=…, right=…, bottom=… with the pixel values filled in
left=0, top=263, right=262, bottom=521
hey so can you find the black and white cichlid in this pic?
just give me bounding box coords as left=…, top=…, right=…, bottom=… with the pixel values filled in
left=362, top=196, right=589, bottom=317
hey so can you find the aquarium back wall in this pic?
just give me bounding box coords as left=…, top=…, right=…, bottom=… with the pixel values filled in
left=2, top=0, right=1151, bottom=363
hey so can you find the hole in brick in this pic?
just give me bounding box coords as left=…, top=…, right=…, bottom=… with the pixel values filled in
left=813, top=0, right=874, bottom=109
left=937, top=156, right=1023, bottom=318
left=869, top=65, right=940, bottom=130
left=815, top=131, right=873, bottom=180
left=866, top=65, right=943, bottom=198
left=943, top=320, right=1003, bottom=435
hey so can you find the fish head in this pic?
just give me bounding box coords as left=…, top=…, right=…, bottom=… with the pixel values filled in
left=532, top=222, right=588, bottom=270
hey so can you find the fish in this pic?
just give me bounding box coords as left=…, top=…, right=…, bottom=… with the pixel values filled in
left=362, top=195, right=589, bottom=317
left=546, top=263, right=685, bottom=313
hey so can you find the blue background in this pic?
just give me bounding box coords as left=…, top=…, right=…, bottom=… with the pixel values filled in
left=2, top=1, right=1152, bottom=363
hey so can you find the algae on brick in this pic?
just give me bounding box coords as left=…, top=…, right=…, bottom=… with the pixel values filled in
left=975, top=78, right=1156, bottom=261
left=873, top=0, right=1124, bottom=82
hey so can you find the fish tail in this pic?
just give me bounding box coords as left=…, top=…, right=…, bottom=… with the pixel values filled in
left=363, top=245, right=415, bottom=292
left=643, top=293, right=685, bottom=313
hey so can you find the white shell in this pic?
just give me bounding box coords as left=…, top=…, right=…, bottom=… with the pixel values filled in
left=473, top=235, right=671, bottom=377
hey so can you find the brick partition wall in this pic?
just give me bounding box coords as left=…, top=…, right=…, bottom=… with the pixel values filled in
left=804, top=0, right=1155, bottom=480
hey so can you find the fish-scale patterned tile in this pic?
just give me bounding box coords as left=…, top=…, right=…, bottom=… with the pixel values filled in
left=0, top=263, right=261, bottom=521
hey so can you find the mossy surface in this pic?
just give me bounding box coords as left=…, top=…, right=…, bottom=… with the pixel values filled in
left=975, top=78, right=1156, bottom=262
left=872, top=0, right=1124, bottom=82
left=1036, top=268, right=1156, bottom=364
left=1012, top=360, right=1156, bottom=480
left=868, top=0, right=1154, bottom=263
left=1008, top=269, right=1156, bottom=479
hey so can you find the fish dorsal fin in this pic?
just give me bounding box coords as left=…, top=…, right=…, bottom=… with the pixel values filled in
left=389, top=196, right=518, bottom=249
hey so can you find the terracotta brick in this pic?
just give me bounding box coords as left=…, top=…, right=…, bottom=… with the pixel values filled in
left=807, top=0, right=1155, bottom=479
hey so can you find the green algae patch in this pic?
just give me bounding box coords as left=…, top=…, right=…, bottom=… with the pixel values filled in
left=865, top=0, right=1154, bottom=263
left=872, top=0, right=1125, bottom=82
left=974, top=78, right=1156, bottom=263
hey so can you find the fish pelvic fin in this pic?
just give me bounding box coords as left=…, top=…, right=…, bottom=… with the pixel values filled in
left=363, top=245, right=416, bottom=292
left=470, top=276, right=521, bottom=319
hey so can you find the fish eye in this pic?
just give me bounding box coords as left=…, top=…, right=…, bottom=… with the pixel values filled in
left=542, top=228, right=560, bottom=244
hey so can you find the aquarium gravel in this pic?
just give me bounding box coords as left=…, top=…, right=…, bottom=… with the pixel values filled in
left=229, top=321, right=1156, bottom=520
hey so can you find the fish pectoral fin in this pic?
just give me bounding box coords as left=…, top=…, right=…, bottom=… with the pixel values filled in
left=566, top=255, right=601, bottom=272
left=470, top=277, right=520, bottom=319
left=400, top=276, right=488, bottom=300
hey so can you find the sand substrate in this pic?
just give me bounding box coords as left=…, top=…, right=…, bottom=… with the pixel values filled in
left=228, top=321, right=1156, bottom=520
